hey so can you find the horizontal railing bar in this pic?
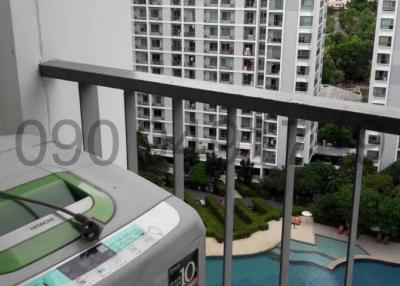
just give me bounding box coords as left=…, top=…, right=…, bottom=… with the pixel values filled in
left=40, top=60, right=400, bottom=135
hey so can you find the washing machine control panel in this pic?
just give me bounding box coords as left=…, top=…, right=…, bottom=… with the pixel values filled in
left=20, top=202, right=180, bottom=286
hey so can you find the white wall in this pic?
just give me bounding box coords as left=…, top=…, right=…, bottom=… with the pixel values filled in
left=1, top=0, right=133, bottom=168
left=0, top=0, right=23, bottom=135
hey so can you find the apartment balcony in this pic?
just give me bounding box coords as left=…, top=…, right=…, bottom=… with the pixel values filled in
left=204, top=0, right=219, bottom=7
left=172, top=43, right=182, bottom=51
left=220, top=48, right=234, bottom=55
left=184, top=13, right=195, bottom=22
left=33, top=58, right=400, bottom=286
left=185, top=101, right=196, bottom=110
left=134, top=9, right=147, bottom=20
left=152, top=113, right=165, bottom=121
left=184, top=0, right=195, bottom=6
left=149, top=11, right=162, bottom=21
left=269, top=0, right=284, bottom=10
left=245, top=0, right=256, bottom=8
left=204, top=104, right=217, bottom=112
left=151, top=59, right=164, bottom=65
left=135, top=57, right=148, bottom=64
left=269, top=14, right=283, bottom=27
left=221, top=0, right=235, bottom=7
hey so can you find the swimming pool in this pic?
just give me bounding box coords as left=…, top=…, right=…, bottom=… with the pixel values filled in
left=206, top=235, right=400, bottom=285
left=270, top=235, right=368, bottom=267
left=207, top=256, right=400, bottom=286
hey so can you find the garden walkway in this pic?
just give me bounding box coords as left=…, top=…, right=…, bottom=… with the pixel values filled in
left=206, top=217, right=315, bottom=256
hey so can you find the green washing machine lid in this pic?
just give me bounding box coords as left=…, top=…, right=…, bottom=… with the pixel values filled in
left=0, top=172, right=115, bottom=274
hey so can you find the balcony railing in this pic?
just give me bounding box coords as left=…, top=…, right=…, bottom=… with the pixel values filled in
left=39, top=60, right=400, bottom=286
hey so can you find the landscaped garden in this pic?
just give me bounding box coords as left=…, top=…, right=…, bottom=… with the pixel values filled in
left=137, top=131, right=400, bottom=243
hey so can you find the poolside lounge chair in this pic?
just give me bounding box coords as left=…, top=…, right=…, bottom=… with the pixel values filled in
left=337, top=225, right=345, bottom=234
left=382, top=235, right=390, bottom=245
left=374, top=233, right=382, bottom=243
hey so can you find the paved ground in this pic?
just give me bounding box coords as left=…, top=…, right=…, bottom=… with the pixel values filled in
left=206, top=218, right=400, bottom=266
left=206, top=217, right=315, bottom=256
left=315, top=223, right=400, bottom=264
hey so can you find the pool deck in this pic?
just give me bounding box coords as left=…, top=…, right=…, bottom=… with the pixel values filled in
left=206, top=218, right=400, bottom=266
left=206, top=217, right=316, bottom=257
left=315, top=223, right=400, bottom=266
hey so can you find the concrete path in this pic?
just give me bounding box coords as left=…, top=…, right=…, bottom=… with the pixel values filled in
left=206, top=219, right=400, bottom=266
left=206, top=217, right=315, bottom=257
left=314, top=223, right=400, bottom=264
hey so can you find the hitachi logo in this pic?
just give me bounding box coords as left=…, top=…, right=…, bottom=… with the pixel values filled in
left=30, top=217, right=55, bottom=231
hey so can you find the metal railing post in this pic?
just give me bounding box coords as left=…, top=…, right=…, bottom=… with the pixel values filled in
left=78, top=83, right=102, bottom=157
left=344, top=129, right=366, bottom=286
left=223, top=107, right=237, bottom=286
left=173, top=98, right=185, bottom=200
left=279, top=117, right=297, bottom=286
left=124, top=91, right=138, bottom=173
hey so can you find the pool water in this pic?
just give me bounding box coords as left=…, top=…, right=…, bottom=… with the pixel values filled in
left=270, top=235, right=368, bottom=267
left=207, top=256, right=400, bottom=286
left=206, top=235, right=400, bottom=286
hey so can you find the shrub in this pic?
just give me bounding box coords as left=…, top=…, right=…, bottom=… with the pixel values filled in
left=236, top=182, right=264, bottom=198
left=234, top=199, right=254, bottom=224
left=292, top=205, right=305, bottom=216
left=252, top=197, right=271, bottom=214
left=185, top=192, right=224, bottom=242
left=188, top=162, right=209, bottom=188
left=382, top=161, right=400, bottom=186
left=205, top=196, right=225, bottom=225
left=214, top=180, right=226, bottom=196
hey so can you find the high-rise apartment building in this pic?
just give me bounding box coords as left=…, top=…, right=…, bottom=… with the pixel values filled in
left=367, top=0, right=399, bottom=170
left=131, top=0, right=327, bottom=176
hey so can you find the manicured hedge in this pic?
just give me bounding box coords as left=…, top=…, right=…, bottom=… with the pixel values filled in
left=185, top=192, right=224, bottom=242
left=214, top=180, right=226, bottom=196
left=234, top=199, right=254, bottom=224
left=252, top=197, right=271, bottom=214
left=292, top=205, right=305, bottom=216
left=185, top=193, right=283, bottom=242
left=236, top=182, right=266, bottom=198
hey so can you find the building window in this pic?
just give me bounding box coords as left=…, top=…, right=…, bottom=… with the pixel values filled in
left=301, top=0, right=314, bottom=10
left=377, top=53, right=390, bottom=64
left=299, top=33, right=312, bottom=43
left=173, top=69, right=182, bottom=77
left=368, top=135, right=381, bottom=145
left=297, top=49, right=311, bottom=60
left=296, top=82, right=308, bottom=92
left=367, top=150, right=379, bottom=161
left=373, top=87, right=386, bottom=98
left=382, top=0, right=396, bottom=11
left=375, top=70, right=388, bottom=81
left=151, top=39, right=161, bottom=49
left=381, top=18, right=394, bottom=30
left=297, top=66, right=309, bottom=76
left=220, top=72, right=231, bottom=83
left=379, top=36, right=392, bottom=47
left=300, top=16, right=313, bottom=27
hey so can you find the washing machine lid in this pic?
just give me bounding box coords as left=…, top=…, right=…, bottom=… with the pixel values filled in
left=0, top=172, right=114, bottom=274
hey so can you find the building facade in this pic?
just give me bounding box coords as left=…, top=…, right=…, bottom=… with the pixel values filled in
left=367, top=0, right=399, bottom=170
left=131, top=0, right=328, bottom=176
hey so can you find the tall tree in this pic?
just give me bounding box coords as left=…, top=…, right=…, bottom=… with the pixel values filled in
left=205, top=151, right=225, bottom=184
left=238, top=159, right=255, bottom=185
left=184, top=147, right=200, bottom=175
